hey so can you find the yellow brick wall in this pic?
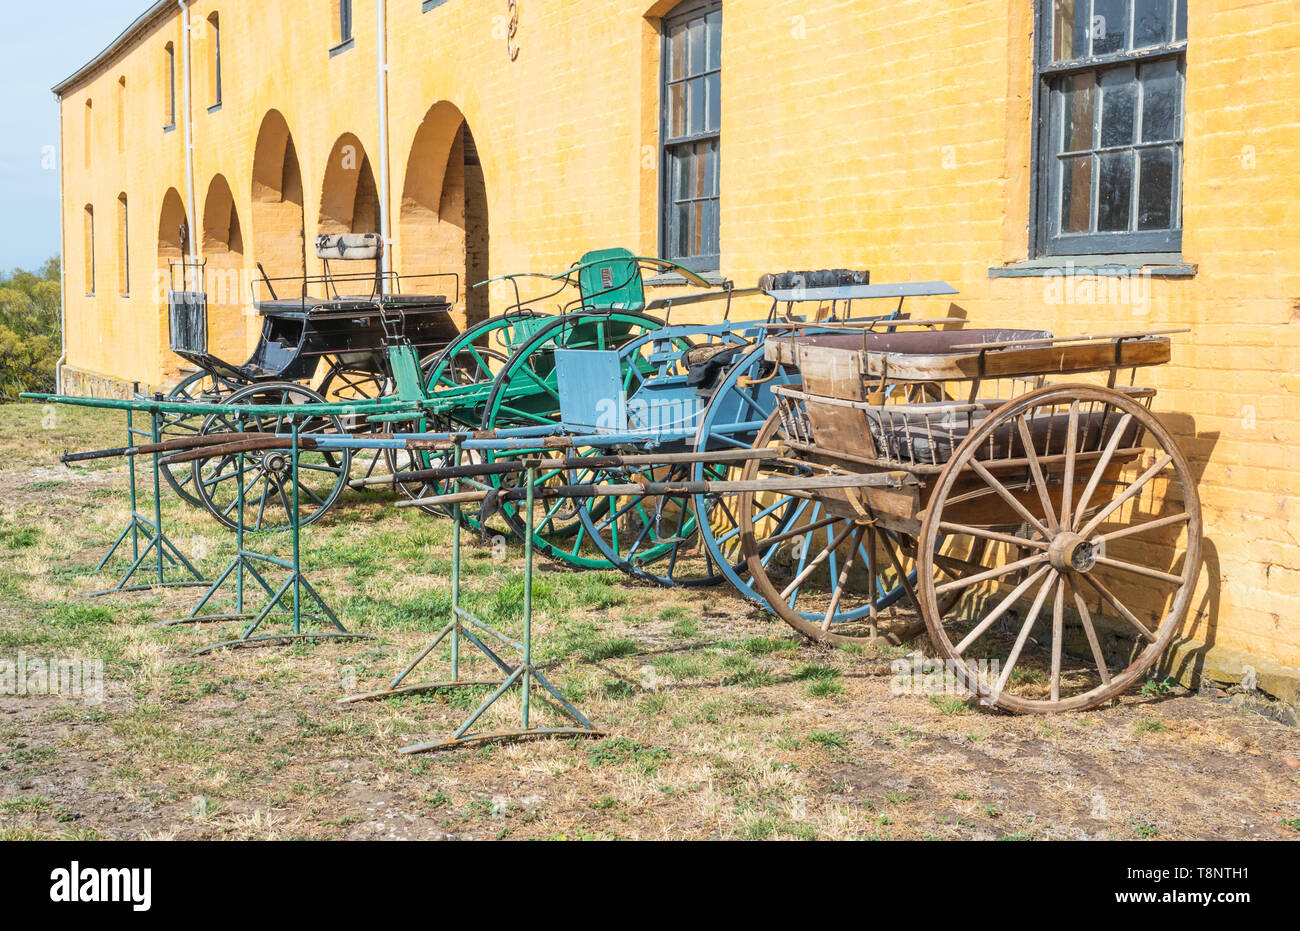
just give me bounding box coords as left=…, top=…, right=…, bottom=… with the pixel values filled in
left=56, top=0, right=1300, bottom=671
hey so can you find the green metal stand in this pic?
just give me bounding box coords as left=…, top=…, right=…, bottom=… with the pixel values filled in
left=159, top=416, right=370, bottom=655
left=339, top=450, right=604, bottom=753
left=87, top=395, right=206, bottom=597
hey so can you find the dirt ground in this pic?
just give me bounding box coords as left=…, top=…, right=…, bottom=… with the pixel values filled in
left=0, top=403, right=1297, bottom=841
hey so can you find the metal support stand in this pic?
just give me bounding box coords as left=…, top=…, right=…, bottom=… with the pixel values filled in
left=339, top=449, right=604, bottom=753
left=86, top=392, right=206, bottom=597
left=159, top=416, right=370, bottom=655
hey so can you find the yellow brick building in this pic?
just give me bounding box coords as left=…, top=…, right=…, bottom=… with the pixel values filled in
left=53, top=1, right=1300, bottom=696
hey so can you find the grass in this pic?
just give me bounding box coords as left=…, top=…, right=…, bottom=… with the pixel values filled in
left=806, top=730, right=849, bottom=749
left=0, top=403, right=1295, bottom=842
left=1133, top=718, right=1169, bottom=735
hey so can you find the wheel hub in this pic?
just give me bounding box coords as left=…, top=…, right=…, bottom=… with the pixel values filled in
left=1048, top=532, right=1099, bottom=573
left=263, top=452, right=290, bottom=475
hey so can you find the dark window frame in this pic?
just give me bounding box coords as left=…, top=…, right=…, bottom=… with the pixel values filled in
left=340, top=0, right=353, bottom=43
left=164, top=42, right=176, bottom=130
left=1030, top=0, right=1187, bottom=257
left=208, top=12, right=222, bottom=112
left=659, top=0, right=722, bottom=273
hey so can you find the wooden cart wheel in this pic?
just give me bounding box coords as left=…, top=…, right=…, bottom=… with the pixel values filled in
left=160, top=370, right=246, bottom=507
left=737, top=409, right=922, bottom=647
left=917, top=384, right=1202, bottom=713
left=191, top=382, right=351, bottom=532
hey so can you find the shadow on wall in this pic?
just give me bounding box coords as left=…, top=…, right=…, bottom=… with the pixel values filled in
left=1154, top=414, right=1223, bottom=688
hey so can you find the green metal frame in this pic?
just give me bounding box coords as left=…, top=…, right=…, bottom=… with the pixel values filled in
left=158, top=417, right=372, bottom=655
left=339, top=447, right=604, bottom=752
left=86, top=398, right=206, bottom=597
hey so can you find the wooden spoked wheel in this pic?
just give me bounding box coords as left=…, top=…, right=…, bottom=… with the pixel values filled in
left=917, top=384, right=1202, bottom=713
left=192, top=383, right=351, bottom=532
left=737, top=409, right=922, bottom=647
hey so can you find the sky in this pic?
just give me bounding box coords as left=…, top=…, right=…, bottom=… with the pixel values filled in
left=0, top=1, right=149, bottom=273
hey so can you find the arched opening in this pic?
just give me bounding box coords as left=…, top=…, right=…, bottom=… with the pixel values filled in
left=157, top=187, right=189, bottom=272
left=251, top=110, right=306, bottom=287
left=399, top=103, right=490, bottom=326
left=201, top=174, right=247, bottom=360
left=157, top=188, right=190, bottom=379
left=319, top=132, right=380, bottom=239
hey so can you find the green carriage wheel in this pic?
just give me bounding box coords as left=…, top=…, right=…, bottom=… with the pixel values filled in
left=477, top=310, right=667, bottom=566
left=388, top=311, right=546, bottom=519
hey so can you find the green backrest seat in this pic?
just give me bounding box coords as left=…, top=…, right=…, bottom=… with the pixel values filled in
left=387, top=343, right=427, bottom=403
left=577, top=247, right=645, bottom=312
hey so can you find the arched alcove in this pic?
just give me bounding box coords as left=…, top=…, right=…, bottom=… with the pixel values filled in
left=399, top=103, right=490, bottom=326
left=251, top=110, right=307, bottom=288
left=201, top=174, right=247, bottom=360
left=319, top=132, right=380, bottom=237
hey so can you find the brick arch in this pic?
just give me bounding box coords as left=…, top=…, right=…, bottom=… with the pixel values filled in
left=202, top=173, right=248, bottom=360
left=250, top=109, right=306, bottom=283
left=319, top=132, right=379, bottom=236
left=399, top=102, right=490, bottom=326
left=157, top=186, right=190, bottom=270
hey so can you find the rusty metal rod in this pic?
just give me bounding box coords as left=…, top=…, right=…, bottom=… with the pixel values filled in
left=397, top=471, right=913, bottom=509
left=62, top=431, right=255, bottom=464
left=351, top=446, right=785, bottom=488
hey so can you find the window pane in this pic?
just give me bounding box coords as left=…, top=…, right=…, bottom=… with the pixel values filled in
left=689, top=76, right=706, bottom=135
left=707, top=10, right=722, bottom=70
left=673, top=147, right=691, bottom=200
left=1062, top=72, right=1095, bottom=152
left=703, top=200, right=718, bottom=258
left=706, top=139, right=719, bottom=196
left=706, top=73, right=721, bottom=133
left=1140, top=59, right=1179, bottom=141
left=676, top=204, right=691, bottom=257
left=1099, top=67, right=1137, bottom=147
left=1098, top=150, right=1134, bottom=230
left=1133, top=0, right=1171, bottom=48
left=693, top=142, right=708, bottom=198
left=1092, top=0, right=1130, bottom=55
left=1052, top=0, right=1090, bottom=61
left=689, top=16, right=706, bottom=74
left=1060, top=155, right=1092, bottom=233
left=670, top=24, right=687, bottom=80
left=1138, top=146, right=1174, bottom=229
left=1175, top=0, right=1187, bottom=40
left=670, top=82, right=686, bottom=137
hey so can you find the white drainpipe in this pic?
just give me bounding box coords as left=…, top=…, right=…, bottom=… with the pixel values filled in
left=180, top=0, right=198, bottom=266
left=376, top=0, right=392, bottom=280
left=55, top=94, right=67, bottom=393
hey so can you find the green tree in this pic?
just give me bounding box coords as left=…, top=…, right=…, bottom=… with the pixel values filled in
left=0, top=258, right=62, bottom=402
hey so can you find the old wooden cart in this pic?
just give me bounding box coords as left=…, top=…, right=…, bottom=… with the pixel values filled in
left=731, top=324, right=1201, bottom=712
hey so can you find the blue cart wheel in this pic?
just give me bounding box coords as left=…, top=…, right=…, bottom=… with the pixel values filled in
left=736, top=407, right=921, bottom=646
